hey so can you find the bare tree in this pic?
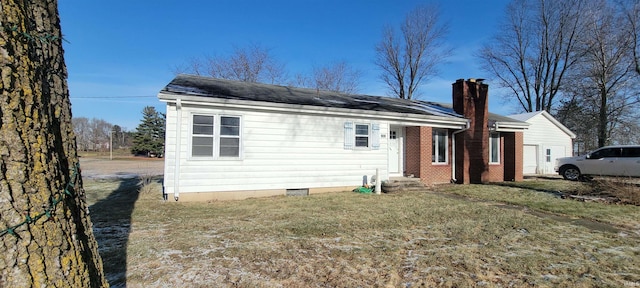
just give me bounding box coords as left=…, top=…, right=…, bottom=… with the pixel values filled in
left=479, top=0, right=585, bottom=112
left=176, top=43, right=288, bottom=84
left=621, top=0, right=640, bottom=75
left=293, top=61, right=362, bottom=94
left=558, top=0, right=640, bottom=148
left=374, top=3, right=451, bottom=100
left=72, top=117, right=91, bottom=151
left=72, top=117, right=115, bottom=151
left=0, top=0, right=107, bottom=286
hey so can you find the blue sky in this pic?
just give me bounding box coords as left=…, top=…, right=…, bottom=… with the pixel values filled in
left=59, top=0, right=515, bottom=130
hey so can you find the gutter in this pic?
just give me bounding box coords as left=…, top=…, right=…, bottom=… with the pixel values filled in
left=173, top=99, right=182, bottom=201
left=451, top=121, right=470, bottom=183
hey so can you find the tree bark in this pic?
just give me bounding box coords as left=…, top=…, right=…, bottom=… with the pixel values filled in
left=0, top=1, right=108, bottom=287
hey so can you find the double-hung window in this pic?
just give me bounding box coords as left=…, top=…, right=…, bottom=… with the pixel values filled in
left=344, top=122, right=380, bottom=150
left=489, top=132, right=500, bottom=164
left=192, top=115, right=215, bottom=157
left=191, top=114, right=241, bottom=158
left=355, top=124, right=370, bottom=148
left=219, top=116, right=240, bottom=157
left=432, top=129, right=448, bottom=164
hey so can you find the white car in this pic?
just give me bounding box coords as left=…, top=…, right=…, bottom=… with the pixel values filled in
left=555, top=145, right=640, bottom=180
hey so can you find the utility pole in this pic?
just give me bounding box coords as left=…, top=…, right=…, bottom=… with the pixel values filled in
left=110, top=130, right=113, bottom=160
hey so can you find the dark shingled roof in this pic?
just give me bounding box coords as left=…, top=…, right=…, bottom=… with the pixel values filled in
left=161, top=74, right=465, bottom=119
left=160, top=75, right=526, bottom=126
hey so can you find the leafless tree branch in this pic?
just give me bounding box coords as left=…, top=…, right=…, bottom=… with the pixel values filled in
left=374, top=4, right=451, bottom=100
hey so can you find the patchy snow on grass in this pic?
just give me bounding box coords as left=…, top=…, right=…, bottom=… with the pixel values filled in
left=84, top=175, right=640, bottom=287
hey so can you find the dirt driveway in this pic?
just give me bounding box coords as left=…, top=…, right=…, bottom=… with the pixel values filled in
left=79, top=157, right=164, bottom=179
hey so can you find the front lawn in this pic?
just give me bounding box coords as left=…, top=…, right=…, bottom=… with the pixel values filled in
left=86, top=178, right=640, bottom=287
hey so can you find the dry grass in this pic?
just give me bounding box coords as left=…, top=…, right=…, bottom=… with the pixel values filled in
left=85, top=178, right=640, bottom=287
left=583, top=178, right=640, bottom=205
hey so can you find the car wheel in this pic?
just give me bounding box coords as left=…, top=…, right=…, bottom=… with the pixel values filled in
left=561, top=166, right=581, bottom=181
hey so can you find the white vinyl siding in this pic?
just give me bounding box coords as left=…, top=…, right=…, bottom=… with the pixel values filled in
left=519, top=113, right=574, bottom=174
left=165, top=108, right=389, bottom=194
left=489, top=132, right=500, bottom=164
left=432, top=129, right=447, bottom=164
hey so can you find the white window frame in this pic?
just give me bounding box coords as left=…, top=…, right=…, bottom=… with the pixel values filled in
left=355, top=123, right=370, bottom=148
left=191, top=114, right=215, bottom=157
left=190, top=113, right=242, bottom=159
left=489, top=132, right=500, bottom=164
left=545, top=148, right=552, bottom=163
left=432, top=129, right=448, bottom=164
left=219, top=115, right=242, bottom=158
left=344, top=122, right=380, bottom=150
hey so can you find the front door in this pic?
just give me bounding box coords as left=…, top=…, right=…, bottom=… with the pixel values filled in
left=388, top=127, right=402, bottom=175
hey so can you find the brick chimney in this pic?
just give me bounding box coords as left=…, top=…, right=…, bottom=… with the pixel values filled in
left=452, top=79, right=489, bottom=184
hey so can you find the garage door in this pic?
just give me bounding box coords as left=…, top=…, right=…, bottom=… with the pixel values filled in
left=523, top=145, right=538, bottom=174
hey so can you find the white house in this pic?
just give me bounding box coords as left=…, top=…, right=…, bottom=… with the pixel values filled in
left=159, top=75, right=527, bottom=201
left=508, top=111, right=576, bottom=175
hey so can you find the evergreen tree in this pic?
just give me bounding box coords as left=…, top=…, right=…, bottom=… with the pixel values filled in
left=131, top=106, right=166, bottom=157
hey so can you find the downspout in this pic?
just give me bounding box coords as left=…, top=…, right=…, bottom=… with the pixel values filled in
left=451, top=121, right=470, bottom=183
left=174, top=99, right=182, bottom=201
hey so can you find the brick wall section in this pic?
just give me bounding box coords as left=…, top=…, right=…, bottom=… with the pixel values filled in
left=404, top=126, right=452, bottom=185
left=514, top=132, right=523, bottom=181
left=404, top=126, right=422, bottom=178
left=408, top=79, right=524, bottom=185
left=423, top=162, right=453, bottom=184
left=423, top=128, right=454, bottom=184
left=452, top=79, right=489, bottom=184
left=485, top=134, right=505, bottom=182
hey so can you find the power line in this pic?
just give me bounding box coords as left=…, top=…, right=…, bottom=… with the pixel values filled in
left=71, top=95, right=157, bottom=99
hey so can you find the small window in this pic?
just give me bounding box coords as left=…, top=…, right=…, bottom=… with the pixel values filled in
left=192, top=115, right=214, bottom=157
left=546, top=149, right=551, bottom=163
left=355, top=124, right=369, bottom=148
left=344, top=122, right=379, bottom=150
left=489, top=132, right=500, bottom=164
left=432, top=129, right=448, bottom=164
left=390, top=130, right=397, bottom=139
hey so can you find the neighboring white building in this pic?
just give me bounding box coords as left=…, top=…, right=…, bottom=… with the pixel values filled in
left=508, top=111, right=576, bottom=175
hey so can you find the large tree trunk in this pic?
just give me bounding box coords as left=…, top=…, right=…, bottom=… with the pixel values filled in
left=0, top=1, right=108, bottom=287
left=598, top=88, right=608, bottom=148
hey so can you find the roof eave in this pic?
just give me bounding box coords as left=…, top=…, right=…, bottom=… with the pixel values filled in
left=491, top=121, right=530, bottom=132
left=158, top=91, right=468, bottom=129
left=540, top=111, right=577, bottom=139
